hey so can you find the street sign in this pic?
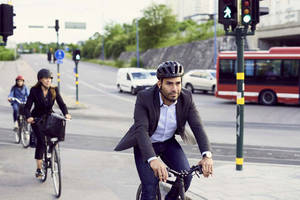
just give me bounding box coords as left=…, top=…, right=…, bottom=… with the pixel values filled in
left=55, top=49, right=65, bottom=60
left=57, top=60, right=63, bottom=64
left=65, top=22, right=86, bottom=30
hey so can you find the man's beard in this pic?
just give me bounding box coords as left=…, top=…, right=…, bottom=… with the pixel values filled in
left=159, top=87, right=179, bottom=103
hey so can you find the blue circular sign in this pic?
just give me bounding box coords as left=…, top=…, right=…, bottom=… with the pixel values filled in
left=55, top=49, right=65, bottom=60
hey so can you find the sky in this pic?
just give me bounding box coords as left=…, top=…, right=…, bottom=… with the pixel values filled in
left=1, top=0, right=166, bottom=44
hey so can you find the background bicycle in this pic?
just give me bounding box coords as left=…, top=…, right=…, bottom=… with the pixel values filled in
left=136, top=165, right=203, bottom=200
left=10, top=97, right=31, bottom=148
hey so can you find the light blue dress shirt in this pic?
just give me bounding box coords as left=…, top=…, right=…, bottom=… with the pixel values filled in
left=150, top=93, right=177, bottom=143
left=147, top=92, right=211, bottom=163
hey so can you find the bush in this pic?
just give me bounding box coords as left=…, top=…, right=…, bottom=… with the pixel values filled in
left=114, top=59, right=125, bottom=68
left=130, top=57, right=144, bottom=68
left=0, top=48, right=15, bottom=60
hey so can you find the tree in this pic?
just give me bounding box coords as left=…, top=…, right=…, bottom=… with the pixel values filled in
left=139, top=4, right=177, bottom=50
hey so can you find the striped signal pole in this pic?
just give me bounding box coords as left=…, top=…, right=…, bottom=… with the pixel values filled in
left=236, top=0, right=245, bottom=171
left=75, top=61, right=79, bottom=105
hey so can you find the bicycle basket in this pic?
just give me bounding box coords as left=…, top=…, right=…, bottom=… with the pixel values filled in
left=41, top=114, right=66, bottom=141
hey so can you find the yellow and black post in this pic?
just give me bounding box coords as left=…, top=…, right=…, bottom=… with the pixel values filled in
left=55, top=19, right=60, bottom=91
left=75, top=61, right=79, bottom=105
left=235, top=26, right=245, bottom=171
left=73, top=49, right=81, bottom=105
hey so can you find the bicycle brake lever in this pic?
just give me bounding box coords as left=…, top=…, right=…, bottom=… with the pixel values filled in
left=195, top=171, right=200, bottom=178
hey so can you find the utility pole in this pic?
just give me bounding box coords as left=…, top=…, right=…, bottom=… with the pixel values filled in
left=136, top=19, right=140, bottom=68
left=214, top=0, right=218, bottom=68
left=55, top=19, right=60, bottom=91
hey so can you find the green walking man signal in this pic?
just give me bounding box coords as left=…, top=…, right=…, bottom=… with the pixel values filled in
left=224, top=6, right=232, bottom=18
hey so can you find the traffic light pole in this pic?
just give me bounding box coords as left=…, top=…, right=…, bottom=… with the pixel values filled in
left=75, top=61, right=79, bottom=105
left=56, top=31, right=60, bottom=91
left=235, top=27, right=245, bottom=171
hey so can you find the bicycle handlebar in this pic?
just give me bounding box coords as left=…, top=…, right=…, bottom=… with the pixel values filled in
left=167, top=165, right=203, bottom=178
left=10, top=97, right=26, bottom=104
left=32, top=113, right=70, bottom=124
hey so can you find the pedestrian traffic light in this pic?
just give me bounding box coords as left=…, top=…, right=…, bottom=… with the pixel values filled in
left=73, top=49, right=81, bottom=62
left=218, top=0, right=237, bottom=31
left=55, top=19, right=59, bottom=32
left=241, top=0, right=252, bottom=26
left=0, top=4, right=16, bottom=43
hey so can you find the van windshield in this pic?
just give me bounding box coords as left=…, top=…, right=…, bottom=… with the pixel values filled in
left=131, top=72, right=150, bottom=79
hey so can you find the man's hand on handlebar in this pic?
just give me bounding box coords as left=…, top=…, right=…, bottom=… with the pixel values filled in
left=199, top=157, right=213, bottom=178
left=8, top=98, right=12, bottom=103
left=149, top=159, right=168, bottom=182
left=27, top=117, right=34, bottom=124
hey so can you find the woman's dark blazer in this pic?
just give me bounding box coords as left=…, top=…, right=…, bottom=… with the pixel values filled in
left=24, top=86, right=68, bottom=119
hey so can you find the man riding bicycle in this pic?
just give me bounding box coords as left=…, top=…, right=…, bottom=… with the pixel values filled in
left=115, top=61, right=213, bottom=200
left=8, top=75, right=29, bottom=131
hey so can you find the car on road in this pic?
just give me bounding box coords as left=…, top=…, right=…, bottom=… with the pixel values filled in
left=182, top=69, right=216, bottom=94
left=147, top=69, right=157, bottom=82
left=116, top=68, right=157, bottom=95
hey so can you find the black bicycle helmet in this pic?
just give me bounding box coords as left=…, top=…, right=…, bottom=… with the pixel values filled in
left=156, top=61, right=184, bottom=79
left=37, top=68, right=53, bottom=80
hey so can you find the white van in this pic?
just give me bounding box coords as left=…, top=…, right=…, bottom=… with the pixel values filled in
left=116, top=68, right=157, bottom=95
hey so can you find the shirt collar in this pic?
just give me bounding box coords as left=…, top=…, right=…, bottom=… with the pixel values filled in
left=159, top=92, right=177, bottom=107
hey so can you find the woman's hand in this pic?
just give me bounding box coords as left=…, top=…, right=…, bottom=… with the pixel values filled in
left=65, top=114, right=71, bottom=120
left=27, top=117, right=34, bottom=124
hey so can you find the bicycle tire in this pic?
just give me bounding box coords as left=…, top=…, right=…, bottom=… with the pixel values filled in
left=21, top=120, right=30, bottom=148
left=40, top=149, right=48, bottom=182
left=15, top=124, right=21, bottom=144
left=136, top=183, right=161, bottom=200
left=52, top=145, right=62, bottom=198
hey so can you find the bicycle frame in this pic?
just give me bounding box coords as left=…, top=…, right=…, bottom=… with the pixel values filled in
left=136, top=165, right=202, bottom=200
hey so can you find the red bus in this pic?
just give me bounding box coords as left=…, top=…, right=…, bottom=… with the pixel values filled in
left=215, top=47, right=300, bottom=105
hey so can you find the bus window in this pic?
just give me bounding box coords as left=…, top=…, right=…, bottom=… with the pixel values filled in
left=219, top=59, right=236, bottom=83
left=245, top=60, right=255, bottom=76
left=256, top=59, right=281, bottom=83
left=282, top=60, right=299, bottom=85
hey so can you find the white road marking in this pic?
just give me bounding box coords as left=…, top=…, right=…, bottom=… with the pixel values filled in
left=66, top=74, right=135, bottom=104
left=98, top=82, right=117, bottom=89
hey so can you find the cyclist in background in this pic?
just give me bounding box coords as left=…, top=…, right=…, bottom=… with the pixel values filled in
left=24, top=68, right=71, bottom=178
left=8, top=75, right=29, bottom=131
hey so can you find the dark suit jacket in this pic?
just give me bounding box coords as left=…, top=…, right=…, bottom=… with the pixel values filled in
left=24, top=86, right=68, bottom=119
left=114, top=85, right=211, bottom=162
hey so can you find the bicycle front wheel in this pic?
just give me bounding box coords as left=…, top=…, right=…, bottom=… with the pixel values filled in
left=52, top=145, right=61, bottom=198
left=136, top=184, right=161, bottom=200
left=21, top=121, right=30, bottom=148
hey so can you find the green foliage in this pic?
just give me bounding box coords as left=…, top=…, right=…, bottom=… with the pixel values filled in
left=70, top=3, right=225, bottom=64
left=139, top=4, right=176, bottom=50
left=130, top=57, right=144, bottom=68
left=84, top=58, right=129, bottom=68
left=115, top=59, right=125, bottom=68
left=0, top=47, right=15, bottom=60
